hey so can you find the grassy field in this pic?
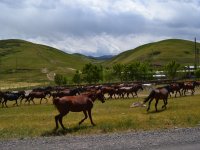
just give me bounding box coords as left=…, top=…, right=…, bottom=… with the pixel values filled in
left=0, top=89, right=200, bottom=140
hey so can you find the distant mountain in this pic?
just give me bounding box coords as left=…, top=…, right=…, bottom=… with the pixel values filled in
left=88, top=55, right=115, bottom=60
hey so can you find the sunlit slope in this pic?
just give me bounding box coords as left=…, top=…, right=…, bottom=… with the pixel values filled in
left=105, top=39, right=199, bottom=66
left=0, top=39, right=95, bottom=82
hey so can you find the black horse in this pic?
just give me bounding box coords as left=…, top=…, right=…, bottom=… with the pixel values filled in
left=143, top=85, right=173, bottom=112
left=2, top=91, right=25, bottom=107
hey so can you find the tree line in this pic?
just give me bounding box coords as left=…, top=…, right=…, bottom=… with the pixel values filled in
left=54, top=61, right=200, bottom=85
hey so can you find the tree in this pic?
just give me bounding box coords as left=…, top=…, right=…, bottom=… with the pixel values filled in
left=112, top=63, right=124, bottom=82
left=164, top=60, right=181, bottom=80
left=54, top=74, right=67, bottom=85
left=195, top=69, right=200, bottom=79
left=72, top=70, right=82, bottom=84
left=82, top=63, right=103, bottom=84
left=103, top=68, right=113, bottom=83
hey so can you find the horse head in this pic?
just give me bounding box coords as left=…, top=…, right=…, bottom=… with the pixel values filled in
left=96, top=90, right=105, bottom=103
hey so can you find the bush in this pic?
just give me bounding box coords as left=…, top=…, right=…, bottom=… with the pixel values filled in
left=54, top=74, right=67, bottom=85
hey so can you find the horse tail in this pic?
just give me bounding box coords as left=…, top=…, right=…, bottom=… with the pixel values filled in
left=53, top=97, right=60, bottom=106
left=144, top=90, right=155, bottom=103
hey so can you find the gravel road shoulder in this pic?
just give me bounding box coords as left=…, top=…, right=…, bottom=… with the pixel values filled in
left=0, top=127, right=200, bottom=150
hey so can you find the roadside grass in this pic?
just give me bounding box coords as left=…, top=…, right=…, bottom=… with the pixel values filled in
left=0, top=92, right=200, bottom=140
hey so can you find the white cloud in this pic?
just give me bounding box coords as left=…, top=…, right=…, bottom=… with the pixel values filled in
left=0, top=0, right=200, bottom=56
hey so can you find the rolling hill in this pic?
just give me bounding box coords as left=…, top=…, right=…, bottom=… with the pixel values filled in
left=1, top=38, right=199, bottom=86
left=0, top=39, right=97, bottom=83
left=104, top=39, right=200, bottom=67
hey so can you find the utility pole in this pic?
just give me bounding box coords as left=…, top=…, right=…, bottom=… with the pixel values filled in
left=194, top=37, right=197, bottom=70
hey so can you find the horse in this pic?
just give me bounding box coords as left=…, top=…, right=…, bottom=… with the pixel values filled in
left=53, top=90, right=105, bottom=130
left=26, top=90, right=51, bottom=104
left=182, top=81, right=198, bottom=96
left=52, top=88, right=80, bottom=98
left=101, top=86, right=117, bottom=99
left=143, top=85, right=172, bottom=112
left=170, top=83, right=182, bottom=98
left=130, top=84, right=143, bottom=98
left=117, top=84, right=143, bottom=99
left=1, top=91, right=25, bottom=107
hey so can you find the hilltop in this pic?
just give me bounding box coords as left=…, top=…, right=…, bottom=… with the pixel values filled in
left=104, top=39, right=199, bottom=66
left=0, top=39, right=96, bottom=83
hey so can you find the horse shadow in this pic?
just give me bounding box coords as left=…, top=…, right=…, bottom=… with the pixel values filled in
left=147, top=106, right=172, bottom=114
left=41, top=125, right=91, bottom=137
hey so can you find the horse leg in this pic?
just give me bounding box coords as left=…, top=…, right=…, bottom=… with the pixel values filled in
left=31, top=98, right=35, bottom=105
left=147, top=98, right=153, bottom=112
left=162, top=98, right=168, bottom=109
left=88, top=109, right=95, bottom=126
left=45, top=97, right=48, bottom=103
left=1, top=99, right=5, bottom=108
left=58, top=113, right=67, bottom=130
left=135, top=92, right=138, bottom=97
left=79, top=110, right=88, bottom=125
left=15, top=99, right=19, bottom=106
left=155, top=99, right=159, bottom=112
left=55, top=114, right=60, bottom=129
left=55, top=112, right=67, bottom=130
left=191, top=89, right=195, bottom=95
left=5, top=100, right=8, bottom=108
left=20, top=98, right=24, bottom=105
left=178, top=90, right=182, bottom=97
left=40, top=98, right=42, bottom=104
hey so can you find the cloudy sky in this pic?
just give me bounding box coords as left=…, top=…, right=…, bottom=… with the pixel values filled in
left=0, top=0, right=200, bottom=56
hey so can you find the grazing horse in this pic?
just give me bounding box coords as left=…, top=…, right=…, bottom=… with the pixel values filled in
left=143, top=85, right=172, bottom=112
left=53, top=90, right=105, bottom=130
left=2, top=91, right=25, bottom=107
left=26, top=91, right=51, bottom=104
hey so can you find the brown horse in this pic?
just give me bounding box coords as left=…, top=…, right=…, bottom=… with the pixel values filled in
left=26, top=91, right=51, bottom=104
left=182, top=81, right=198, bottom=96
left=143, top=85, right=172, bottom=112
left=170, top=83, right=182, bottom=97
left=53, top=90, right=105, bottom=130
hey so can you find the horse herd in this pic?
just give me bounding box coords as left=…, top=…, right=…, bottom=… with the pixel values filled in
left=0, top=81, right=199, bottom=130
left=0, top=83, right=144, bottom=108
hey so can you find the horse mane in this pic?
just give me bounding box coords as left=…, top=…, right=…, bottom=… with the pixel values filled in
left=53, top=97, right=60, bottom=105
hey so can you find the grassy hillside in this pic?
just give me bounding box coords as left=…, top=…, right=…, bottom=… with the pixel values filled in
left=105, top=39, right=200, bottom=66
left=0, top=39, right=96, bottom=84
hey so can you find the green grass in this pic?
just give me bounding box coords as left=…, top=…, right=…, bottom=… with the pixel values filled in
left=105, top=39, right=200, bottom=66
left=1, top=91, right=200, bottom=140
left=0, top=39, right=98, bottom=83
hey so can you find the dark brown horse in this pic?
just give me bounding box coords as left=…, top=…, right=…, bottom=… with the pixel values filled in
left=53, top=90, right=105, bottom=130
left=26, top=91, right=51, bottom=104
left=182, top=81, right=198, bottom=96
left=52, top=88, right=80, bottom=98
left=170, top=83, right=182, bottom=97
left=143, top=85, right=172, bottom=112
